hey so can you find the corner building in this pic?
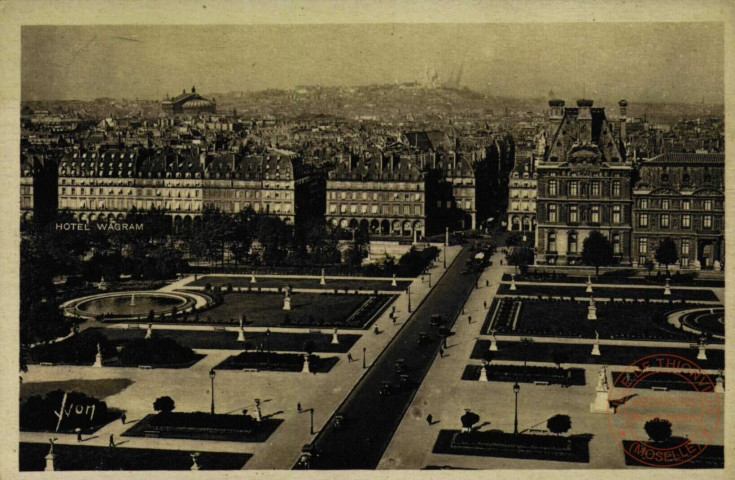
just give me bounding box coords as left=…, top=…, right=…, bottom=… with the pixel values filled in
left=535, top=99, right=632, bottom=265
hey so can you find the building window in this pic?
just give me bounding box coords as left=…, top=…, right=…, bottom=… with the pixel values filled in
left=682, top=214, right=691, bottom=228
left=660, top=214, right=670, bottom=229
left=340, top=205, right=347, bottom=213
left=329, top=204, right=337, bottom=214
left=638, top=213, right=648, bottom=228
left=704, top=199, right=713, bottom=211
left=548, top=204, right=557, bottom=222
left=591, top=181, right=600, bottom=196
left=612, top=233, right=621, bottom=254
left=569, top=181, right=578, bottom=196
left=640, top=198, right=648, bottom=209
left=568, top=232, right=578, bottom=253
left=590, top=206, right=600, bottom=224
left=661, top=199, right=669, bottom=210
left=682, top=239, right=690, bottom=256
left=371, top=205, right=378, bottom=214
left=612, top=205, right=621, bottom=224
left=548, top=232, right=557, bottom=252
left=569, top=205, right=578, bottom=223
left=415, top=205, right=422, bottom=215
left=639, top=237, right=648, bottom=254
left=703, top=215, right=712, bottom=229
left=548, top=180, right=557, bottom=196
left=682, top=199, right=690, bottom=210
left=612, top=181, right=621, bottom=197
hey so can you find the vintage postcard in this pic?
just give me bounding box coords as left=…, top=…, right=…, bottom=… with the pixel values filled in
left=0, top=0, right=732, bottom=477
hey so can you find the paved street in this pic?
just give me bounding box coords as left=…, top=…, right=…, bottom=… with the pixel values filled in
left=304, top=246, right=480, bottom=469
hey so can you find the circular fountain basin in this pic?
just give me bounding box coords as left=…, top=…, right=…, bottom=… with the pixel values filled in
left=64, top=291, right=202, bottom=320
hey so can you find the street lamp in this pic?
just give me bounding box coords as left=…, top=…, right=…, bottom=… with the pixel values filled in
left=265, top=328, right=271, bottom=370
left=513, top=382, right=520, bottom=435
left=427, top=272, right=432, bottom=288
left=309, top=408, right=315, bottom=435
left=407, top=285, right=412, bottom=312
left=209, top=369, right=216, bottom=415
left=362, top=347, right=366, bottom=369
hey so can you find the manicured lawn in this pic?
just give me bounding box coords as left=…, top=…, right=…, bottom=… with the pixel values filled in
left=610, top=370, right=721, bottom=392
left=502, top=273, right=724, bottom=288
left=497, top=283, right=719, bottom=301
left=86, top=328, right=361, bottom=353
left=215, top=351, right=339, bottom=373
left=462, top=364, right=586, bottom=386
left=621, top=441, right=723, bottom=468
left=20, top=378, right=133, bottom=403
left=505, top=300, right=706, bottom=342
left=470, top=340, right=725, bottom=369
left=432, top=429, right=591, bottom=463
left=188, top=275, right=412, bottom=291
left=122, top=412, right=282, bottom=442
left=185, top=292, right=394, bottom=329
left=19, top=442, right=251, bottom=471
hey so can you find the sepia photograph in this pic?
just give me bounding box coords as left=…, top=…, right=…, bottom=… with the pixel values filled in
left=3, top=1, right=731, bottom=475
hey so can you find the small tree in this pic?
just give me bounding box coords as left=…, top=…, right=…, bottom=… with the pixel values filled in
left=547, top=414, right=572, bottom=436
left=153, top=396, right=175, bottom=413
left=507, top=247, right=533, bottom=275
left=644, top=417, right=672, bottom=443
left=655, top=238, right=679, bottom=273
left=582, top=231, right=614, bottom=277
left=460, top=410, right=480, bottom=432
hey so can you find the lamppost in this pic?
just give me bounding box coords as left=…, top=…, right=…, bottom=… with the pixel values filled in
left=209, top=369, right=216, bottom=415
left=309, top=408, right=315, bottom=435
left=427, top=272, right=431, bottom=288
left=362, top=347, right=366, bottom=369
left=513, top=382, right=520, bottom=435
left=265, top=328, right=271, bottom=370
left=407, top=285, right=412, bottom=313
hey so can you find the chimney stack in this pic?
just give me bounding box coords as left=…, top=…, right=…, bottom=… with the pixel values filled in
left=619, top=99, right=628, bottom=143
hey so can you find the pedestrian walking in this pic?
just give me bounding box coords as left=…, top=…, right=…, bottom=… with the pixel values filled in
left=347, top=353, right=353, bottom=362
left=297, top=402, right=302, bottom=412
left=439, top=347, right=444, bottom=358
left=109, top=434, right=115, bottom=447
left=500, top=259, right=503, bottom=265
left=486, top=280, right=489, bottom=287
left=468, top=315, right=472, bottom=324
left=483, top=300, right=487, bottom=309
left=121, top=413, right=126, bottom=425
left=426, top=414, right=433, bottom=425
left=76, top=429, right=82, bottom=443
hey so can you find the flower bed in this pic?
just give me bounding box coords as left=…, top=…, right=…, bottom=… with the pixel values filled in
left=122, top=412, right=282, bottom=442
left=432, top=429, right=591, bottom=463
left=462, top=364, right=586, bottom=386
left=215, top=351, right=339, bottom=373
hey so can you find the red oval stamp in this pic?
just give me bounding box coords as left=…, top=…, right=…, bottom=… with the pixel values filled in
left=604, top=354, right=722, bottom=468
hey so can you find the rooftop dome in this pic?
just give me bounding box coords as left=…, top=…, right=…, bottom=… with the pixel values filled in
left=182, top=98, right=214, bottom=109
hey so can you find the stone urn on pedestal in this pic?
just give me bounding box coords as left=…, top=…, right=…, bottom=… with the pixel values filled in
left=302, top=354, right=311, bottom=374
left=587, top=297, right=597, bottom=320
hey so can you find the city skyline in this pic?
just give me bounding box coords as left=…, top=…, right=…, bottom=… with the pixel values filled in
left=22, top=23, right=724, bottom=105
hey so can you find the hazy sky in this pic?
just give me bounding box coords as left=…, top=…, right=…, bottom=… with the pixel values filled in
left=22, top=23, right=723, bottom=104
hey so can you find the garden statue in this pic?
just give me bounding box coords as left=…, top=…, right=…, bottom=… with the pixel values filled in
left=93, top=343, right=103, bottom=367
left=586, top=275, right=593, bottom=293
left=590, top=365, right=611, bottom=413
left=320, top=268, right=326, bottom=285
left=391, top=274, right=397, bottom=287
left=283, top=285, right=292, bottom=311
left=190, top=453, right=200, bottom=471
left=45, top=439, right=56, bottom=471
left=251, top=272, right=257, bottom=283
left=145, top=323, right=153, bottom=339
left=489, top=330, right=499, bottom=352
left=591, top=330, right=601, bottom=356
left=587, top=296, right=597, bottom=320
left=697, top=336, right=708, bottom=360
left=331, top=328, right=339, bottom=345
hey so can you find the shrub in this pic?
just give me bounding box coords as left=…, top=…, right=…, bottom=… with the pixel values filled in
left=20, top=390, right=110, bottom=432
left=118, top=337, right=197, bottom=366
left=153, top=396, right=176, bottom=413
left=547, top=414, right=572, bottom=435
left=644, top=417, right=672, bottom=443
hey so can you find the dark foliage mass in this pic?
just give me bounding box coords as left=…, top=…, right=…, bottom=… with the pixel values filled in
left=20, top=390, right=111, bottom=432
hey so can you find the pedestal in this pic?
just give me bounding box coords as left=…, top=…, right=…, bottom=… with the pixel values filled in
left=664, top=279, right=671, bottom=296
left=93, top=352, right=103, bottom=368
left=586, top=276, right=593, bottom=294
left=591, top=343, right=601, bottom=356
left=697, top=346, right=707, bottom=361
left=331, top=332, right=339, bottom=345
left=479, top=365, right=488, bottom=382
left=44, top=452, right=56, bottom=471
left=283, top=298, right=291, bottom=311
left=587, top=304, right=597, bottom=320
left=489, top=339, right=498, bottom=351
left=302, top=356, right=311, bottom=374
left=190, top=458, right=200, bottom=471
left=391, top=274, right=397, bottom=287
left=145, top=325, right=153, bottom=339
left=320, top=274, right=326, bottom=286
left=590, top=389, right=611, bottom=413
left=510, top=275, right=517, bottom=291
left=237, top=329, right=245, bottom=342
left=250, top=273, right=257, bottom=284
left=715, top=375, right=725, bottom=393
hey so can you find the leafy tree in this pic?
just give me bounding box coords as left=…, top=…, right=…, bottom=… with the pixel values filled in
left=460, top=410, right=480, bottom=431
left=655, top=238, right=679, bottom=272
left=547, top=414, right=572, bottom=436
left=153, top=396, right=176, bottom=413
left=507, top=247, right=533, bottom=275
left=644, top=417, right=672, bottom=443
left=582, top=231, right=614, bottom=277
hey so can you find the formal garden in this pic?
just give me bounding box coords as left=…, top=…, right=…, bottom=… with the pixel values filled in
left=187, top=275, right=412, bottom=292
left=611, top=369, right=722, bottom=392
left=483, top=297, right=723, bottom=342
left=27, top=330, right=203, bottom=368
left=469, top=340, right=725, bottom=369
left=91, top=327, right=361, bottom=353
left=501, top=271, right=724, bottom=288
left=215, top=351, right=339, bottom=373
left=462, top=364, right=586, bottom=386
left=20, top=390, right=121, bottom=434
left=496, top=283, right=719, bottom=302
left=19, top=443, right=251, bottom=471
